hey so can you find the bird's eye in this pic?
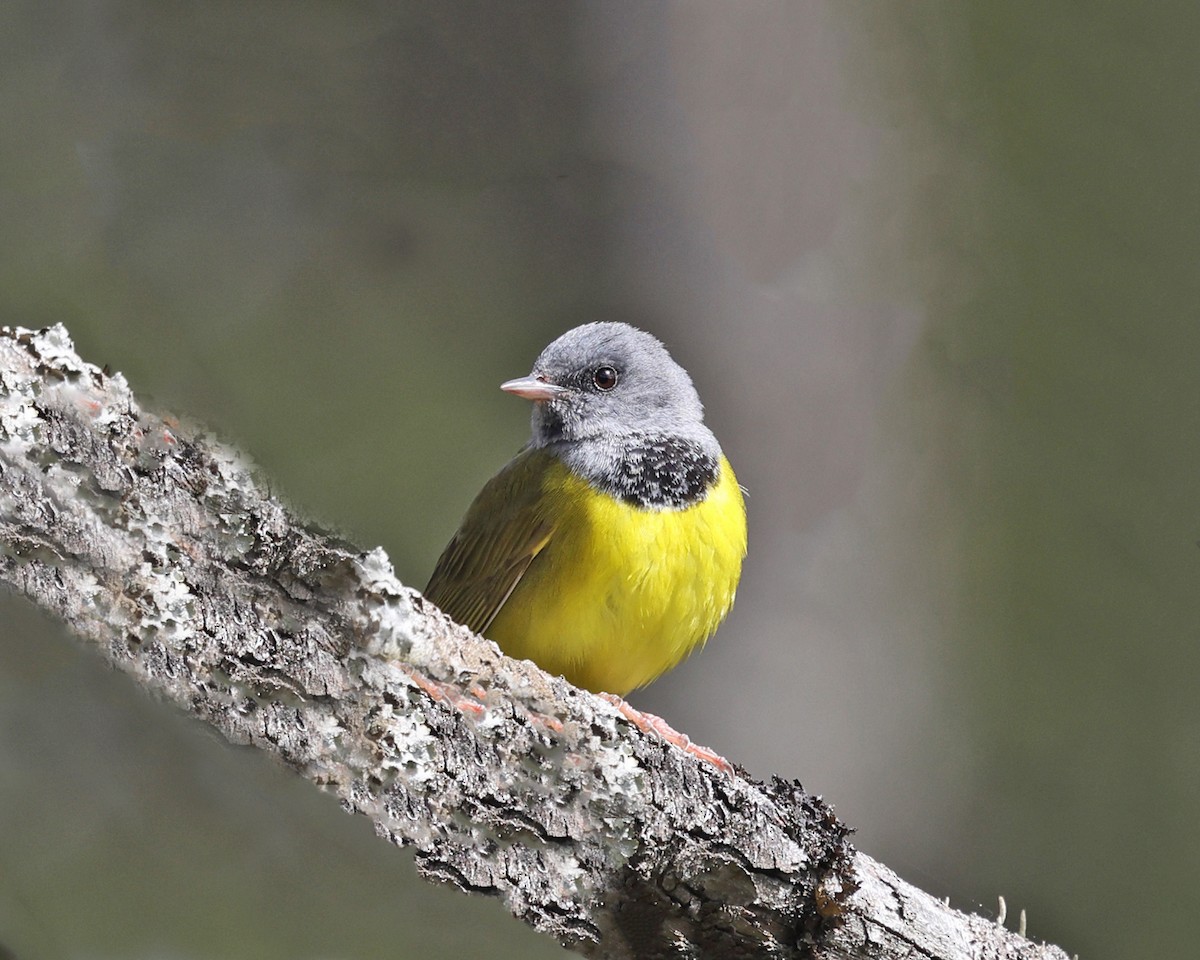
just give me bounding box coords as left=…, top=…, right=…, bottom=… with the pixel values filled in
left=592, top=365, right=619, bottom=391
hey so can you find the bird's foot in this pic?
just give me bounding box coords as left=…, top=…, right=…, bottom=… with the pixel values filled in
left=599, top=693, right=734, bottom=776
left=405, top=668, right=487, bottom=717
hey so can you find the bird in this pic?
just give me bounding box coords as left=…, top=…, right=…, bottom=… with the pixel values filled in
left=425, top=321, right=746, bottom=697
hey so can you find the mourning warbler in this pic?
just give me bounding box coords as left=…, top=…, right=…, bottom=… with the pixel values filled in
left=425, top=322, right=746, bottom=696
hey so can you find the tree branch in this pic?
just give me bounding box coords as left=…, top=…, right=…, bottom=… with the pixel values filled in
left=0, top=325, right=1070, bottom=960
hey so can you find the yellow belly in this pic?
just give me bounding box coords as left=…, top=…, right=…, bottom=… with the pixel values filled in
left=486, top=455, right=746, bottom=695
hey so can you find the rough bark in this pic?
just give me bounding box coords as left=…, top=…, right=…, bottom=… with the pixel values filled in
left=0, top=324, right=1070, bottom=960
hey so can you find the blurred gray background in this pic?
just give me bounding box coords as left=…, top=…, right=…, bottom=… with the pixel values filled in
left=2, top=2, right=1197, bottom=958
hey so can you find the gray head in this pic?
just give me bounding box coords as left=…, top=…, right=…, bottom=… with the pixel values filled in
left=502, top=322, right=713, bottom=449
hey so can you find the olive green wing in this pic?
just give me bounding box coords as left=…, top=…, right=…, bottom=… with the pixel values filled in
left=424, top=448, right=556, bottom=634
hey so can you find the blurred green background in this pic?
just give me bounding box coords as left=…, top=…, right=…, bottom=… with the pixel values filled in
left=2, top=2, right=1198, bottom=958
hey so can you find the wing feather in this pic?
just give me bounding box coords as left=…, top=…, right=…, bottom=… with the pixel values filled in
left=424, top=448, right=556, bottom=634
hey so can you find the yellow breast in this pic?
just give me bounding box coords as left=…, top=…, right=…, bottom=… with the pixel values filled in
left=487, top=454, right=746, bottom=695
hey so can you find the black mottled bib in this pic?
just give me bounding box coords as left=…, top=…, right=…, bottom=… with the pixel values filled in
left=598, top=435, right=719, bottom=509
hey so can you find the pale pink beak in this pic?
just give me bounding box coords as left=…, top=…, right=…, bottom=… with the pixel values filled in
left=500, top=375, right=567, bottom=401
